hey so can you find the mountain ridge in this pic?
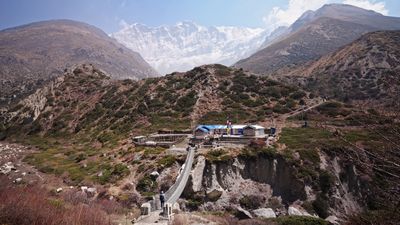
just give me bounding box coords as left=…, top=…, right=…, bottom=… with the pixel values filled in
left=0, top=19, right=158, bottom=106
left=235, top=4, right=400, bottom=75
left=283, top=30, right=400, bottom=111
left=111, top=21, right=268, bottom=74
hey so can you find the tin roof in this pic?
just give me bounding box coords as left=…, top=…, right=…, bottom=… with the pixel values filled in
left=244, top=125, right=265, bottom=130
left=196, top=124, right=264, bottom=130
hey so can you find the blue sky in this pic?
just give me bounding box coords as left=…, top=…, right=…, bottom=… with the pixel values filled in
left=1, top=0, right=399, bottom=33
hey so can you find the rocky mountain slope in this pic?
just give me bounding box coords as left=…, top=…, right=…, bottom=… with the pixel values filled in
left=1, top=63, right=309, bottom=141
left=0, top=20, right=158, bottom=106
left=1, top=64, right=399, bottom=224
left=235, top=4, right=400, bottom=75
left=178, top=100, right=400, bottom=223
left=0, top=63, right=310, bottom=218
left=284, top=30, right=400, bottom=111
left=111, top=21, right=268, bottom=74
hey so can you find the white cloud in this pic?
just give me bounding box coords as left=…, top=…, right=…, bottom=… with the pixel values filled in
left=342, top=0, right=388, bottom=15
left=263, top=0, right=330, bottom=30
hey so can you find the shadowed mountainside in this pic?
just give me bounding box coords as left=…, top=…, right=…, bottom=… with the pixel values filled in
left=0, top=19, right=158, bottom=106
left=235, top=4, right=400, bottom=75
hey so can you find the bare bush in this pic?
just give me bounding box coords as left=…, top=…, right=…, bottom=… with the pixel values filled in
left=0, top=177, right=112, bottom=225
left=172, top=214, right=189, bottom=225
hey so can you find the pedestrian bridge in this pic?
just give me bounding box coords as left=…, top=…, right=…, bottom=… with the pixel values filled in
left=135, top=147, right=195, bottom=224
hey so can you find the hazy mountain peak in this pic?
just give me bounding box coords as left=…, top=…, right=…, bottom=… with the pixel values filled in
left=111, top=22, right=268, bottom=74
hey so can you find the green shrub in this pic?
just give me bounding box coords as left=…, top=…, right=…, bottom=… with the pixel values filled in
left=175, top=90, right=197, bottom=109
left=316, top=101, right=350, bottom=117
left=206, top=149, right=230, bottom=162
left=215, top=64, right=231, bottom=76
left=312, top=194, right=329, bottom=218
left=239, top=195, right=263, bottom=209
left=298, top=149, right=320, bottom=164
left=112, top=163, right=130, bottom=177
left=264, top=86, right=282, bottom=98
left=319, top=171, right=334, bottom=194
left=157, top=155, right=176, bottom=169
left=136, top=175, right=157, bottom=193
left=273, top=104, right=291, bottom=114
left=97, top=132, right=118, bottom=144
left=290, top=90, right=307, bottom=100
left=74, top=153, right=87, bottom=162
left=232, top=73, right=257, bottom=88
left=285, top=99, right=297, bottom=109
left=96, top=163, right=129, bottom=184
left=143, top=147, right=165, bottom=157
left=186, top=199, right=202, bottom=210
left=230, top=84, right=245, bottom=93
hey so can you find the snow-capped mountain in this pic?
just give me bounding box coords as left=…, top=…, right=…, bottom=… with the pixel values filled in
left=111, top=21, right=268, bottom=74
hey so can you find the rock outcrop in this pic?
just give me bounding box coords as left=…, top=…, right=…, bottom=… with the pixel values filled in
left=253, top=208, right=276, bottom=218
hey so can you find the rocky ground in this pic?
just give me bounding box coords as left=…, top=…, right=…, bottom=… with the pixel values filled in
left=0, top=141, right=102, bottom=205
left=0, top=142, right=45, bottom=184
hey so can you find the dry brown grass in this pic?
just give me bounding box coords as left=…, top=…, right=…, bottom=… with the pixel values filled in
left=0, top=177, right=113, bottom=225
left=171, top=214, right=189, bottom=225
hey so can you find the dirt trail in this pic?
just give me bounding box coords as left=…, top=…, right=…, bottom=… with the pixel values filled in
left=262, top=98, right=325, bottom=139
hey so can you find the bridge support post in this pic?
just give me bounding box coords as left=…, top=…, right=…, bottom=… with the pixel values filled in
left=140, top=202, right=151, bottom=215
left=163, top=203, right=173, bottom=220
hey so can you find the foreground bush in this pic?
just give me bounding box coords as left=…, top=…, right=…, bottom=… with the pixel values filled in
left=0, top=178, right=112, bottom=225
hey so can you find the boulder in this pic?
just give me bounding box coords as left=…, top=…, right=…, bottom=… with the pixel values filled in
left=234, top=206, right=253, bottom=220
left=288, top=206, right=303, bottom=216
left=56, top=188, right=63, bottom=193
left=14, top=178, right=22, bottom=183
left=1, top=162, right=16, bottom=174
left=86, top=187, right=97, bottom=197
left=326, top=215, right=340, bottom=225
left=253, top=208, right=276, bottom=218
left=80, top=186, right=88, bottom=192
left=288, top=206, right=313, bottom=217
left=206, top=189, right=222, bottom=202
left=150, top=171, right=160, bottom=177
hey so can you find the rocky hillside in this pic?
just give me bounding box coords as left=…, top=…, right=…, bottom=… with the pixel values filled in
left=0, top=63, right=310, bottom=214
left=1, top=64, right=399, bottom=224
left=0, top=20, right=158, bottom=106
left=285, top=30, right=400, bottom=111
left=235, top=4, right=400, bottom=75
left=1, top=63, right=309, bottom=141
left=175, top=100, right=400, bottom=223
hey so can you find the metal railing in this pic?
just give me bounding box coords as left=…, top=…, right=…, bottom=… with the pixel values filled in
left=165, top=147, right=195, bottom=204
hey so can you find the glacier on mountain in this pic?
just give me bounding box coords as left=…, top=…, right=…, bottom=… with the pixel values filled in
left=111, top=21, right=268, bottom=74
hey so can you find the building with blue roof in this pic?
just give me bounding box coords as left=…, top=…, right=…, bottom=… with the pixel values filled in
left=194, top=124, right=265, bottom=139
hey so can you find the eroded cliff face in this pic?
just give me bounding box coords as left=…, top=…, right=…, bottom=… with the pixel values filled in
left=201, top=155, right=306, bottom=204
left=184, top=151, right=366, bottom=221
